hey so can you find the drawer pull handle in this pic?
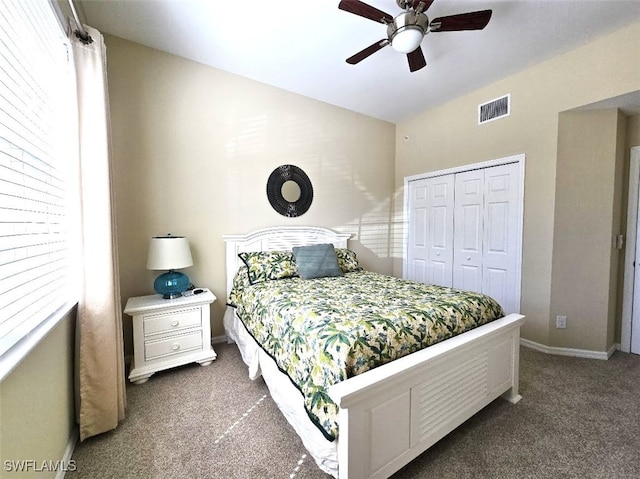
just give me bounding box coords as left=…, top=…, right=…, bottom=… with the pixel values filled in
left=172, top=343, right=180, bottom=351
left=171, top=320, right=179, bottom=327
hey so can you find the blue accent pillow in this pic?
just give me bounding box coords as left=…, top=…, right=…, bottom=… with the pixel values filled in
left=292, top=244, right=343, bottom=280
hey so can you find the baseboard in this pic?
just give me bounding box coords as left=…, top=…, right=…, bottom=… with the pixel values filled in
left=520, top=338, right=618, bottom=360
left=55, top=426, right=78, bottom=479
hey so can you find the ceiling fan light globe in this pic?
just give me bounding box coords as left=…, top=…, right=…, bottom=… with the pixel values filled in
left=387, top=11, right=428, bottom=54
left=390, top=28, right=424, bottom=53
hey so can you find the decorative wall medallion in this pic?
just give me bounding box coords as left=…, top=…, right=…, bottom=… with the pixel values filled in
left=266, top=164, right=313, bottom=217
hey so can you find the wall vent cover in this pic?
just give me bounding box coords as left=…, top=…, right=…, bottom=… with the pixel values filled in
left=478, top=94, right=510, bottom=124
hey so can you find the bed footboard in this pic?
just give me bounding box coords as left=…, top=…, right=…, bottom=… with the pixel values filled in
left=328, top=313, right=524, bottom=479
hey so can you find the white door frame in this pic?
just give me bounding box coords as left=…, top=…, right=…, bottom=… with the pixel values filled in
left=621, top=146, right=640, bottom=353
left=403, top=153, right=525, bottom=313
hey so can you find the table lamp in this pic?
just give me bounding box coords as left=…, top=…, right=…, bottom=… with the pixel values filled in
left=146, top=234, right=193, bottom=299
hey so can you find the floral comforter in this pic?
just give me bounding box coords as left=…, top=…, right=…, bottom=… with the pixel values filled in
left=232, top=270, right=504, bottom=441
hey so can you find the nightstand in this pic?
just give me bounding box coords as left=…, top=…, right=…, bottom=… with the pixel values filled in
left=125, top=289, right=217, bottom=384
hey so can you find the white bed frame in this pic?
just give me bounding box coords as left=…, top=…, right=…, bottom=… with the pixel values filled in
left=223, top=226, right=525, bottom=479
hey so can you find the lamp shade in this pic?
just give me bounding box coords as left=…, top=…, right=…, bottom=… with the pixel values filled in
left=146, top=235, right=193, bottom=271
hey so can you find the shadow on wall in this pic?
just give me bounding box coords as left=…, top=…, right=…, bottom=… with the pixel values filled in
left=222, top=109, right=397, bottom=275
left=333, top=187, right=407, bottom=276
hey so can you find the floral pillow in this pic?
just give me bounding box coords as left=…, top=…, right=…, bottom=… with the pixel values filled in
left=238, top=250, right=299, bottom=285
left=334, top=248, right=363, bottom=273
left=227, top=265, right=252, bottom=307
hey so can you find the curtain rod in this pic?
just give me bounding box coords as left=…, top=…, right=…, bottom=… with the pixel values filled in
left=66, top=0, right=93, bottom=44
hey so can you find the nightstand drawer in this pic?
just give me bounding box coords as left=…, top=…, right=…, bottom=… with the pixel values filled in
left=144, top=331, right=203, bottom=361
left=143, top=308, right=201, bottom=336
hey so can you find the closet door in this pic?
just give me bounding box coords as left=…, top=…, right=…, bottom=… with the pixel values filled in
left=407, top=176, right=454, bottom=287
left=427, top=175, right=454, bottom=286
left=482, top=162, right=520, bottom=313
left=407, top=160, right=521, bottom=314
left=453, top=169, right=484, bottom=292
left=407, top=180, right=429, bottom=283
left=452, top=163, right=520, bottom=314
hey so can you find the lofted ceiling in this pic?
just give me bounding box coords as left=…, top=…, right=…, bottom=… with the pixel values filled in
left=76, top=0, right=640, bottom=124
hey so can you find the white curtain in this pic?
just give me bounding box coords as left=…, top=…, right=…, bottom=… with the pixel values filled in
left=71, top=25, right=126, bottom=441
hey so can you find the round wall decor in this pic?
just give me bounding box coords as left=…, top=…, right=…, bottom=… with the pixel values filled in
left=266, top=164, right=313, bottom=217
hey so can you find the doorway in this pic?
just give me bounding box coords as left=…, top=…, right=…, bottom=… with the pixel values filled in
left=621, top=146, right=640, bottom=354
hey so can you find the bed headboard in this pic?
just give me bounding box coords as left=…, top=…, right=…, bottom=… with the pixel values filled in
left=222, top=226, right=351, bottom=295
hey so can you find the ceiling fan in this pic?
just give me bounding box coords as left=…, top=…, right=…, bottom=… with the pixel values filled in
left=338, top=0, right=492, bottom=72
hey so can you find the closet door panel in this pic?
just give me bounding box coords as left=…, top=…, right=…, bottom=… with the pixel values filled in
left=484, top=267, right=509, bottom=309
left=427, top=176, right=454, bottom=287
left=407, top=181, right=429, bottom=283
left=483, top=163, right=519, bottom=313
left=459, top=264, right=482, bottom=292
left=453, top=170, right=484, bottom=292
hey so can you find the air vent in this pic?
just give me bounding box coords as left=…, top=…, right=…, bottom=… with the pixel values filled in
left=478, top=94, right=510, bottom=124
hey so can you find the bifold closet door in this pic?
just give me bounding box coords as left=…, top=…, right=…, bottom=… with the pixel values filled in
left=453, top=163, right=519, bottom=313
left=407, top=175, right=454, bottom=287
left=452, top=169, right=484, bottom=293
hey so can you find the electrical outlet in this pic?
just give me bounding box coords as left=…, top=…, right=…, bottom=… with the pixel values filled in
left=556, top=315, right=567, bottom=329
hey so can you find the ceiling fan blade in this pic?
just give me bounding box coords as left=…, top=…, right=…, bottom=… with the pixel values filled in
left=430, top=9, right=492, bottom=32
left=412, top=0, right=435, bottom=13
left=346, top=39, right=389, bottom=64
left=407, top=46, right=427, bottom=72
left=338, top=0, right=394, bottom=24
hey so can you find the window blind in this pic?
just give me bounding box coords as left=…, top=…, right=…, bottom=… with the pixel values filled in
left=0, top=0, right=74, bottom=357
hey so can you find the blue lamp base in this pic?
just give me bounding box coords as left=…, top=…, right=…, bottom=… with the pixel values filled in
left=154, top=270, right=190, bottom=299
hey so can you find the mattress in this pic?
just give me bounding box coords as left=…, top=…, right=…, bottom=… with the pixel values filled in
left=230, top=270, right=505, bottom=442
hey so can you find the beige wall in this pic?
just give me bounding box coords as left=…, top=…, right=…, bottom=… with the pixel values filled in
left=550, top=110, right=625, bottom=351
left=617, top=115, right=640, bottom=342
left=394, top=22, right=640, bottom=350
left=629, top=116, right=640, bottom=148
left=0, top=311, right=76, bottom=478
left=104, top=35, right=396, bottom=353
